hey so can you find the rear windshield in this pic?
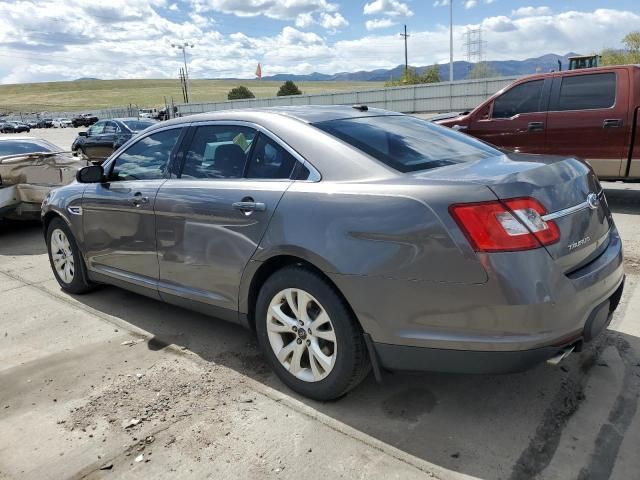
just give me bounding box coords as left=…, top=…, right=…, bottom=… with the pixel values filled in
left=314, top=115, right=500, bottom=173
left=0, top=140, right=55, bottom=156
left=122, top=120, right=157, bottom=131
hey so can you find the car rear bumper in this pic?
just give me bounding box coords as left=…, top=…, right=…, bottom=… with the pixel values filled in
left=329, top=226, right=625, bottom=373
left=373, top=278, right=623, bottom=373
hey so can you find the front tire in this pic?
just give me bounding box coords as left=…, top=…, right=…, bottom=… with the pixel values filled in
left=46, top=218, right=93, bottom=294
left=256, top=267, right=370, bottom=401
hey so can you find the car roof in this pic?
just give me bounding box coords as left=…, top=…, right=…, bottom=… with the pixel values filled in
left=157, top=105, right=401, bottom=129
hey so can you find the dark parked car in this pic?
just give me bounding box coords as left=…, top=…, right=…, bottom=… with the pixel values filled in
left=36, top=118, right=54, bottom=129
left=0, top=121, right=31, bottom=133
left=437, top=65, right=640, bottom=181
left=71, top=114, right=99, bottom=128
left=72, top=118, right=158, bottom=163
left=42, top=106, right=624, bottom=400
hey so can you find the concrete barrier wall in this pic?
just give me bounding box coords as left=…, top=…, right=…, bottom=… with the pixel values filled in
left=176, top=76, right=518, bottom=116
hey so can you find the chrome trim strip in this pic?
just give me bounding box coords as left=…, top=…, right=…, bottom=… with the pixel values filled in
left=541, top=190, right=603, bottom=222
left=542, top=202, right=589, bottom=221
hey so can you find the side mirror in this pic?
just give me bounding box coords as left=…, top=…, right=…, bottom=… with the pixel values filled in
left=76, top=165, right=104, bottom=183
left=78, top=131, right=88, bottom=137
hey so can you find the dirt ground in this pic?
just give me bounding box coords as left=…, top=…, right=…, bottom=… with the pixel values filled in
left=1, top=129, right=639, bottom=479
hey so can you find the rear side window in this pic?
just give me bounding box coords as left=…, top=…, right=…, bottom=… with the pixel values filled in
left=180, top=125, right=256, bottom=179
left=557, top=73, right=616, bottom=111
left=492, top=80, right=544, bottom=119
left=314, top=115, right=500, bottom=173
left=245, top=134, right=298, bottom=179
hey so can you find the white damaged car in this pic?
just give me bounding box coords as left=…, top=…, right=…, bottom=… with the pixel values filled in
left=0, top=137, right=86, bottom=220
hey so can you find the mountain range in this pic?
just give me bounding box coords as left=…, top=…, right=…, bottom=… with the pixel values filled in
left=259, top=53, right=580, bottom=82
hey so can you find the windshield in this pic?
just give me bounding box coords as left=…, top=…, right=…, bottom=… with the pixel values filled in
left=0, top=139, right=56, bottom=156
left=314, top=115, right=500, bottom=173
left=122, top=119, right=157, bottom=131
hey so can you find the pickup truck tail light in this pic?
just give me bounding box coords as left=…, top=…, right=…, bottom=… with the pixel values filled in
left=449, top=197, right=560, bottom=252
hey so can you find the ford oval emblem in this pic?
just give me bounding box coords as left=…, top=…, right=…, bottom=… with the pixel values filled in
left=587, top=193, right=600, bottom=210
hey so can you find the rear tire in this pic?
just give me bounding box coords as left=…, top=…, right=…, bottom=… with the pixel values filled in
left=256, top=266, right=370, bottom=401
left=46, top=217, right=93, bottom=294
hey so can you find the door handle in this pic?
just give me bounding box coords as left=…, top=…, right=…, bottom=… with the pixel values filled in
left=131, top=192, right=149, bottom=207
left=232, top=201, right=266, bottom=213
left=527, top=121, right=545, bottom=132
left=603, top=119, right=623, bottom=129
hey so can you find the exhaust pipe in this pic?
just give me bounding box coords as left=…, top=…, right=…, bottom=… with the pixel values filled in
left=547, top=345, right=576, bottom=366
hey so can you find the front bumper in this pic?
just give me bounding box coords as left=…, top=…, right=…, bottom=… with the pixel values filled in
left=329, top=227, right=624, bottom=373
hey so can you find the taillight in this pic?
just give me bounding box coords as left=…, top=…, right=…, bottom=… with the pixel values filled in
left=450, top=197, right=560, bottom=252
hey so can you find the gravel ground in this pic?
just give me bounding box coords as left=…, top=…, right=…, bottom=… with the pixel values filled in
left=1, top=127, right=639, bottom=480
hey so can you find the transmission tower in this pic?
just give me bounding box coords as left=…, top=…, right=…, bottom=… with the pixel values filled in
left=463, top=27, right=487, bottom=64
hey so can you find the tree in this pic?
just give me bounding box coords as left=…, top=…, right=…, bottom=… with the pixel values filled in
left=601, top=31, right=640, bottom=66
left=227, top=85, right=255, bottom=100
left=467, top=62, right=501, bottom=80
left=384, top=65, right=441, bottom=87
left=277, top=80, right=302, bottom=96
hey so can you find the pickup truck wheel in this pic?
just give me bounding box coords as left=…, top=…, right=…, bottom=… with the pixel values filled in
left=256, top=267, right=371, bottom=401
left=46, top=218, right=94, bottom=294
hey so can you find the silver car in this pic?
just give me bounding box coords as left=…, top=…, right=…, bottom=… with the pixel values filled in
left=41, top=106, right=624, bottom=400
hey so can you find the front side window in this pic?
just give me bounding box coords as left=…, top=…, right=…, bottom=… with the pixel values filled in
left=180, top=125, right=256, bottom=179
left=246, top=134, right=298, bottom=179
left=315, top=115, right=500, bottom=173
left=110, top=128, right=182, bottom=181
left=492, top=80, right=544, bottom=119
left=557, top=73, right=616, bottom=111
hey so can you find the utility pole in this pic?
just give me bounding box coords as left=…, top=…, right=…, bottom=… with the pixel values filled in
left=449, top=0, right=453, bottom=82
left=400, top=24, right=409, bottom=75
left=172, top=42, right=194, bottom=102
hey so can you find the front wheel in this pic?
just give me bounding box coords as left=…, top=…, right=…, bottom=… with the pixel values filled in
left=46, top=218, right=93, bottom=294
left=256, top=267, right=370, bottom=401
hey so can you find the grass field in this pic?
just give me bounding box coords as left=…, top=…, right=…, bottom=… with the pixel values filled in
left=0, top=79, right=384, bottom=113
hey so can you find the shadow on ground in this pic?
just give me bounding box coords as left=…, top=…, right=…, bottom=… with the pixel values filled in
left=0, top=220, right=43, bottom=256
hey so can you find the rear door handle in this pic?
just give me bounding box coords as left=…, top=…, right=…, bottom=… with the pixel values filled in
left=527, top=121, right=545, bottom=132
left=232, top=201, right=266, bottom=212
left=603, top=119, right=623, bottom=129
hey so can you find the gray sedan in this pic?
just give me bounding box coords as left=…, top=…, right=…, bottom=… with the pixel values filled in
left=41, top=106, right=624, bottom=400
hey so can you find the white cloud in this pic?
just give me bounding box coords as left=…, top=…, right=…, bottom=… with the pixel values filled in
left=1, top=5, right=639, bottom=85
left=168, top=3, right=178, bottom=11
left=433, top=0, right=449, bottom=7
left=464, top=0, right=477, bottom=9
left=512, top=6, right=552, bottom=18
left=364, top=0, right=413, bottom=17
left=365, top=18, right=396, bottom=31
left=319, top=12, right=348, bottom=31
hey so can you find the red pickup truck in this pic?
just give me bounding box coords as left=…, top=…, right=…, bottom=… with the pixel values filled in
left=437, top=65, right=640, bottom=180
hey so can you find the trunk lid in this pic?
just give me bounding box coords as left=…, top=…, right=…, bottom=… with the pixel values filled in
left=415, top=152, right=613, bottom=271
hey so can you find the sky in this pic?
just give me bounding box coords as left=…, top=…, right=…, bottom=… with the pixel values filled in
left=0, top=0, right=639, bottom=84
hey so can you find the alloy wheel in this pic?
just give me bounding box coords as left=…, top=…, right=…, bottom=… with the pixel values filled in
left=50, top=228, right=75, bottom=284
left=266, top=288, right=337, bottom=382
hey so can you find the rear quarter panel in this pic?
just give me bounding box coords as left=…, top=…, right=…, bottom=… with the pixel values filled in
left=252, top=180, right=494, bottom=284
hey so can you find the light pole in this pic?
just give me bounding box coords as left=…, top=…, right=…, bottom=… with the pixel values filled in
left=449, top=0, right=453, bottom=83
left=172, top=42, right=194, bottom=102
